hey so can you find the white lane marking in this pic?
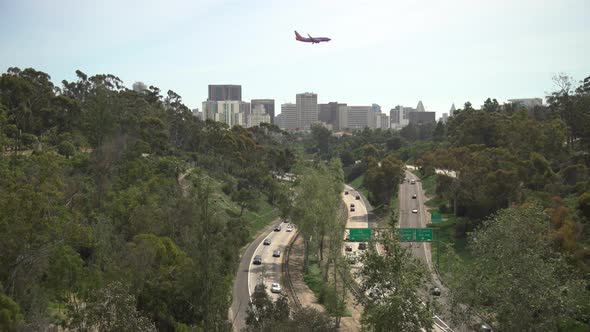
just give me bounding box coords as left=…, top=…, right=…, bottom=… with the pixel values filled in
left=248, top=228, right=273, bottom=302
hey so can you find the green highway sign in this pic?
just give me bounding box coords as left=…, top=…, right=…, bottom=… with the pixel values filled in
left=415, top=228, right=434, bottom=241
left=431, top=213, right=443, bottom=223
left=395, top=228, right=415, bottom=241
left=349, top=228, right=371, bottom=242
left=395, top=228, right=434, bottom=242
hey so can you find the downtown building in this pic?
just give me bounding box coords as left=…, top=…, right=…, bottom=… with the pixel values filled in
left=296, top=92, right=318, bottom=131
left=251, top=99, right=275, bottom=124
left=280, top=103, right=298, bottom=131
left=208, top=84, right=242, bottom=101
left=319, top=102, right=348, bottom=131
left=347, top=106, right=372, bottom=130
left=248, top=104, right=271, bottom=127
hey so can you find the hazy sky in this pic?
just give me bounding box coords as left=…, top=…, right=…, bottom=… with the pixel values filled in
left=1, top=0, right=589, bottom=118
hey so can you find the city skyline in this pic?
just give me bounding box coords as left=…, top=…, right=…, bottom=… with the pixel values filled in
left=1, top=0, right=588, bottom=119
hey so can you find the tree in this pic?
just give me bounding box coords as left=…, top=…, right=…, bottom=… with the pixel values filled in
left=0, top=289, right=23, bottom=332
left=449, top=207, right=588, bottom=331
left=577, top=192, right=590, bottom=223
left=359, top=230, right=433, bottom=332
left=68, top=282, right=156, bottom=332
left=243, top=286, right=290, bottom=332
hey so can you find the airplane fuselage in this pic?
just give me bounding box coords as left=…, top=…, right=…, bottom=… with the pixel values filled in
left=294, top=31, right=331, bottom=44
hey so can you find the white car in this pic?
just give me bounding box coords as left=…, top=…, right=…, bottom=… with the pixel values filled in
left=271, top=282, right=282, bottom=293
left=286, top=224, right=294, bottom=232
left=412, top=209, right=418, bottom=213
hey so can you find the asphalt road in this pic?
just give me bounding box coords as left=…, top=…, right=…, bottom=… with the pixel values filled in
left=399, top=171, right=434, bottom=269
left=248, top=222, right=297, bottom=301
left=229, top=219, right=297, bottom=331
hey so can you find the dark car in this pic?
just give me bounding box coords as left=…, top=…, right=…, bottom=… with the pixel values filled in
left=350, top=207, right=355, bottom=212
left=263, top=238, right=271, bottom=245
left=412, top=194, right=417, bottom=199
left=355, top=195, right=361, bottom=200
left=283, top=218, right=289, bottom=223
left=358, top=242, right=367, bottom=250
left=345, top=245, right=353, bottom=252
left=344, top=191, right=349, bottom=195
left=274, top=224, right=282, bottom=231
left=253, top=255, right=262, bottom=265
left=273, top=249, right=281, bottom=257
left=350, top=203, right=355, bottom=208
left=430, top=287, right=441, bottom=296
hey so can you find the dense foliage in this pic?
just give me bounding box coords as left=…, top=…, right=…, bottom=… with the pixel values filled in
left=0, top=67, right=297, bottom=331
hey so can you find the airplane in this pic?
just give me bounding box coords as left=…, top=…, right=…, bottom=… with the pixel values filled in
left=294, top=31, right=331, bottom=44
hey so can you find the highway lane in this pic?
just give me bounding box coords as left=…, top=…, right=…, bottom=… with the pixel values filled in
left=399, top=170, right=434, bottom=270
left=342, top=185, right=369, bottom=267
left=230, top=221, right=275, bottom=331
left=248, top=221, right=296, bottom=301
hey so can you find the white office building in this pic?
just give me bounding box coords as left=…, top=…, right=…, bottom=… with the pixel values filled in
left=296, top=92, right=318, bottom=131
left=248, top=104, right=271, bottom=128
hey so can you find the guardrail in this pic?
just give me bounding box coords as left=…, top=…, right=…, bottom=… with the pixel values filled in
left=283, top=231, right=302, bottom=308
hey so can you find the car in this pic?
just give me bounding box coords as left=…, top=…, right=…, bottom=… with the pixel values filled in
left=253, top=255, right=262, bottom=265
left=350, top=207, right=355, bottom=212
left=263, top=238, right=271, bottom=245
left=412, top=194, right=417, bottom=199
left=271, top=282, right=282, bottom=293
left=358, top=242, right=367, bottom=250
left=283, top=218, right=289, bottom=223
left=286, top=225, right=294, bottom=232
left=344, top=191, right=349, bottom=195
left=430, top=287, right=441, bottom=296
left=412, top=209, right=418, bottom=213
left=410, top=180, right=416, bottom=184
left=273, top=249, right=281, bottom=257
left=350, top=203, right=355, bottom=208
left=346, top=253, right=357, bottom=264
left=355, top=195, right=361, bottom=200
left=274, top=224, right=282, bottom=231
left=345, top=245, right=353, bottom=252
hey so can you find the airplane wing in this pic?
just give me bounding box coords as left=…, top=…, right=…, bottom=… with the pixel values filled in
left=307, top=33, right=316, bottom=43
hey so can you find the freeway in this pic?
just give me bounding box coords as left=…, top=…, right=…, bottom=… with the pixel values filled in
left=247, top=221, right=297, bottom=301
left=399, top=171, right=434, bottom=269
left=229, top=219, right=297, bottom=331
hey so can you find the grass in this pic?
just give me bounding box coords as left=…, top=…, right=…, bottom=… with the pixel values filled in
left=419, top=173, right=437, bottom=197
left=349, top=174, right=370, bottom=199
left=243, top=198, right=280, bottom=238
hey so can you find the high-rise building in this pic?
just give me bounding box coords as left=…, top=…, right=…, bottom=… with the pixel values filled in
left=296, top=92, right=318, bottom=131
left=442, top=113, right=449, bottom=123
left=202, top=100, right=218, bottom=120
left=390, top=105, right=415, bottom=129
left=377, top=113, right=389, bottom=129
left=274, top=113, right=284, bottom=129
left=208, top=84, right=242, bottom=101
left=215, top=100, right=243, bottom=127
left=408, top=111, right=435, bottom=125
left=248, top=104, right=271, bottom=127
left=449, top=103, right=456, bottom=117
left=347, top=106, right=372, bottom=129
left=239, top=102, right=251, bottom=125
left=416, top=100, right=426, bottom=112
left=280, top=103, right=298, bottom=130
left=251, top=99, right=275, bottom=124
left=319, top=102, right=347, bottom=131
